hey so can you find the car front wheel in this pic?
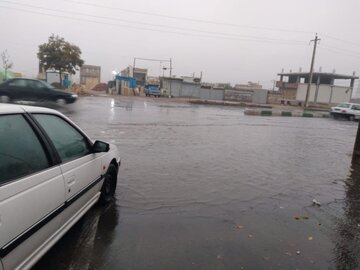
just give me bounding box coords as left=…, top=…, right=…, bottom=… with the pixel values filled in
left=99, top=163, right=117, bottom=205
left=56, top=98, right=67, bottom=105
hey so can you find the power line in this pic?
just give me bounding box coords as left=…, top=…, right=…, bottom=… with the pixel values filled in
left=0, top=4, right=308, bottom=45
left=321, top=33, right=360, bottom=48
left=62, top=0, right=313, bottom=34
left=320, top=44, right=360, bottom=56
left=320, top=46, right=360, bottom=59
left=0, top=0, right=306, bottom=44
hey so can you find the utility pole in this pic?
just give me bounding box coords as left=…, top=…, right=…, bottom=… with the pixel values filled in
left=304, top=33, right=320, bottom=108
left=169, top=58, right=172, bottom=98
left=133, top=58, right=136, bottom=77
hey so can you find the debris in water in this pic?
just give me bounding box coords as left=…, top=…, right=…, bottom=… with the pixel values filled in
left=302, top=216, right=310, bottom=220
left=293, top=215, right=301, bottom=220
left=308, top=236, right=313, bottom=241
left=312, top=199, right=321, bottom=206
left=235, top=224, right=244, bottom=230
left=296, top=251, right=301, bottom=255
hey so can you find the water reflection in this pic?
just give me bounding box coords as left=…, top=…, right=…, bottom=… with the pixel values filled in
left=33, top=203, right=119, bottom=269
left=334, top=164, right=360, bottom=270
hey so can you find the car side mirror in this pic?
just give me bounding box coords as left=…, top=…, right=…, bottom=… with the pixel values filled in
left=92, top=140, right=110, bottom=153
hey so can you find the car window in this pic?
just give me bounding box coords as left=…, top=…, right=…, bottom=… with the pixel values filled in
left=351, top=105, right=360, bottom=110
left=40, top=80, right=55, bottom=89
left=34, top=114, right=91, bottom=163
left=0, top=114, right=49, bottom=184
left=28, top=80, right=45, bottom=89
left=7, top=79, right=28, bottom=88
left=337, top=103, right=351, bottom=108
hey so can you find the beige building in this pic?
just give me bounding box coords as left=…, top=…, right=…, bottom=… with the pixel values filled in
left=121, top=66, right=147, bottom=86
left=80, top=65, right=101, bottom=88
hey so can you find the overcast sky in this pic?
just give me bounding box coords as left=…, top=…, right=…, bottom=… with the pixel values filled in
left=0, top=0, right=359, bottom=89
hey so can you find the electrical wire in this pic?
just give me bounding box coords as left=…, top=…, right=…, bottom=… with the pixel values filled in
left=320, top=46, right=360, bottom=59
left=0, top=4, right=308, bottom=45
left=322, top=33, right=360, bottom=48
left=61, top=0, right=314, bottom=34
left=320, top=44, right=360, bottom=56
left=0, top=0, right=306, bottom=44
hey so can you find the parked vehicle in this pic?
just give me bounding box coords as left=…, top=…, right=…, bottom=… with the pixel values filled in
left=0, top=104, right=120, bottom=270
left=144, top=84, right=161, bottom=97
left=0, top=78, right=78, bottom=105
left=330, top=103, right=360, bottom=120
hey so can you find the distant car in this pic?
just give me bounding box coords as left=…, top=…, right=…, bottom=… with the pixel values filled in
left=330, top=103, right=360, bottom=120
left=0, top=78, right=78, bottom=105
left=144, top=84, right=161, bottom=97
left=0, top=104, right=120, bottom=270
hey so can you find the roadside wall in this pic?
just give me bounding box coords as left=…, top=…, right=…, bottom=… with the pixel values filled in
left=161, top=79, right=224, bottom=100
left=224, top=89, right=268, bottom=104
left=296, top=83, right=351, bottom=104
left=252, top=89, right=268, bottom=104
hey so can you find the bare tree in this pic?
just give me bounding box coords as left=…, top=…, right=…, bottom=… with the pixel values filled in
left=1, top=50, right=13, bottom=81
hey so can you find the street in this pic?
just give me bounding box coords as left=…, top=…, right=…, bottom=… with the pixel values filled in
left=33, top=96, right=360, bottom=270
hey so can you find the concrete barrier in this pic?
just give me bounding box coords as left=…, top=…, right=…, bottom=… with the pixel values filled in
left=244, top=109, right=329, bottom=118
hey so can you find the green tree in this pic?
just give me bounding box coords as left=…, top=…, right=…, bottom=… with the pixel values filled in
left=37, top=34, right=84, bottom=83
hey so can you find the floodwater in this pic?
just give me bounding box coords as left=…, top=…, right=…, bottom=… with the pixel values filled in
left=34, top=96, right=360, bottom=270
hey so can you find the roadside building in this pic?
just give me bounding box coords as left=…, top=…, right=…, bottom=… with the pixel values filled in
left=234, top=82, right=262, bottom=90
left=121, top=66, right=147, bottom=86
left=181, top=76, right=201, bottom=83
left=80, top=65, right=101, bottom=88
left=147, top=76, right=160, bottom=85
left=0, top=69, right=22, bottom=82
left=277, top=71, right=358, bottom=105
left=160, top=77, right=225, bottom=101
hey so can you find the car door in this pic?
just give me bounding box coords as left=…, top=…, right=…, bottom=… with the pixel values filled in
left=0, top=114, right=65, bottom=270
left=26, top=80, right=49, bottom=102
left=5, top=79, right=30, bottom=101
left=351, top=104, right=360, bottom=118
left=32, top=114, right=103, bottom=228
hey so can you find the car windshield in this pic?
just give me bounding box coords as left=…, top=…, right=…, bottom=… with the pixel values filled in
left=336, top=103, right=351, bottom=108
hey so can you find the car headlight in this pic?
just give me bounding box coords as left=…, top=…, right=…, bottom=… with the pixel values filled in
left=71, top=94, right=78, bottom=98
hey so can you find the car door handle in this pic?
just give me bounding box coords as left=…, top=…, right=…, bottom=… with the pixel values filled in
left=67, top=176, right=76, bottom=186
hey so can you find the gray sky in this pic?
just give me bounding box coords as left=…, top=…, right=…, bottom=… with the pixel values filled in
left=0, top=0, right=359, bottom=89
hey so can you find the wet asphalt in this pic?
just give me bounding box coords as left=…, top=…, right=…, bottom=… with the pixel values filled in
left=33, top=96, right=360, bottom=270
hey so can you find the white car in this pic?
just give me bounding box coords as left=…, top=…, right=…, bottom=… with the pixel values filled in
left=0, top=104, right=120, bottom=270
left=330, top=102, right=360, bottom=120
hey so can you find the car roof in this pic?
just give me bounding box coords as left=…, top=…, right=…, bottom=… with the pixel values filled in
left=0, top=103, right=61, bottom=115
left=7, top=78, right=39, bottom=81
left=336, top=102, right=360, bottom=106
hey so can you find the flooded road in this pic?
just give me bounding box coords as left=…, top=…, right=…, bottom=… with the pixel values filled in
left=34, top=96, right=360, bottom=269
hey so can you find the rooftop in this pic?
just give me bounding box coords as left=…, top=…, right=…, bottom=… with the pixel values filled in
left=278, top=72, right=358, bottom=80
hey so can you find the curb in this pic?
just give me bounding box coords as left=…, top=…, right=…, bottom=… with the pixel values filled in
left=244, top=109, right=329, bottom=118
